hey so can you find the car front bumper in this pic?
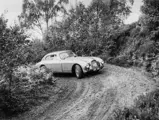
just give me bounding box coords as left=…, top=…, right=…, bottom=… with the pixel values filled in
left=84, top=62, right=104, bottom=73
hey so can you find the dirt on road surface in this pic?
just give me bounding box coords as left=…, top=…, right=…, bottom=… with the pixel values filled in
left=12, top=64, right=156, bottom=120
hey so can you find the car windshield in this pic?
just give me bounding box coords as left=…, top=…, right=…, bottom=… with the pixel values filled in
left=59, top=51, right=76, bottom=60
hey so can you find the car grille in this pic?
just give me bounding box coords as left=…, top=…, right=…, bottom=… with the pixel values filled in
left=91, top=60, right=100, bottom=68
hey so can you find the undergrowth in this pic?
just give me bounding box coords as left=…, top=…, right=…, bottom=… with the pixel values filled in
left=0, top=66, right=57, bottom=118
left=112, top=89, right=159, bottom=120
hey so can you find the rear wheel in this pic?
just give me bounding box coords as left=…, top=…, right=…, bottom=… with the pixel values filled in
left=75, top=65, right=83, bottom=79
left=40, top=65, right=47, bottom=73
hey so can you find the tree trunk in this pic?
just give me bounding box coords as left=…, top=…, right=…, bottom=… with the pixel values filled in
left=8, top=70, right=13, bottom=99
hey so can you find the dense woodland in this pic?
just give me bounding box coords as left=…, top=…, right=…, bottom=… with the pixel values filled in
left=0, top=0, right=159, bottom=119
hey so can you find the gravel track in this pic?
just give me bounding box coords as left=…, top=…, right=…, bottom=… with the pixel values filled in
left=12, top=64, right=156, bottom=120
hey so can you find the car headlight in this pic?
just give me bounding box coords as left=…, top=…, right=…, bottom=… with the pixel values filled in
left=86, top=63, right=91, bottom=68
left=100, top=60, right=104, bottom=67
left=85, top=63, right=91, bottom=71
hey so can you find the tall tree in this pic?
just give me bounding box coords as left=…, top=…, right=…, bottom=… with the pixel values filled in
left=140, top=0, right=159, bottom=30
left=53, top=0, right=133, bottom=56
left=140, top=0, right=159, bottom=53
left=87, top=0, right=133, bottom=54
left=0, top=15, right=28, bottom=97
left=20, top=0, right=69, bottom=39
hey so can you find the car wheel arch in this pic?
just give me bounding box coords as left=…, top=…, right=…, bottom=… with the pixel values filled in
left=72, top=64, right=83, bottom=74
left=72, top=64, right=84, bottom=79
left=40, top=65, right=45, bottom=68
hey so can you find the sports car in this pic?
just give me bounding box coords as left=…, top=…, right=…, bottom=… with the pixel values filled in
left=36, top=50, right=104, bottom=78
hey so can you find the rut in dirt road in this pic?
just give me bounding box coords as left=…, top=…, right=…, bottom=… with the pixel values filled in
left=13, top=64, right=156, bottom=120
left=41, top=64, right=155, bottom=120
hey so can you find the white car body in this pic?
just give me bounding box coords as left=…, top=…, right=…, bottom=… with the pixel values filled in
left=36, top=50, right=104, bottom=75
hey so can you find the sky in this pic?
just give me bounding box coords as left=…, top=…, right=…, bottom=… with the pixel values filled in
left=0, top=0, right=22, bottom=25
left=124, top=0, right=143, bottom=24
left=0, top=0, right=143, bottom=26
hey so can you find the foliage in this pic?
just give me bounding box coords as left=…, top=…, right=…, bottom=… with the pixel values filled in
left=45, top=0, right=133, bottom=56
left=0, top=65, right=57, bottom=117
left=140, top=0, right=159, bottom=31
left=0, top=17, right=27, bottom=68
left=0, top=15, right=55, bottom=117
left=0, top=15, right=28, bottom=92
left=20, top=0, right=69, bottom=39
left=113, top=89, right=159, bottom=120
left=26, top=39, right=47, bottom=62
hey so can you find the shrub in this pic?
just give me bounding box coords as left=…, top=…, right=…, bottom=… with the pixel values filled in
left=109, top=55, right=133, bottom=68
left=29, top=66, right=57, bottom=85
left=0, top=65, right=57, bottom=118
left=113, top=89, right=159, bottom=120
left=0, top=87, right=29, bottom=116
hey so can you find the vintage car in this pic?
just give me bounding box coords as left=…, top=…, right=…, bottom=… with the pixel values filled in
left=36, top=50, right=104, bottom=78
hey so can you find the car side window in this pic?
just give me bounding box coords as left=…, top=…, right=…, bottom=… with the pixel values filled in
left=45, top=54, right=56, bottom=60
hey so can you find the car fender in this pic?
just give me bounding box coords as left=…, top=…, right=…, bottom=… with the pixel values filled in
left=92, top=57, right=104, bottom=63
left=72, top=61, right=88, bottom=73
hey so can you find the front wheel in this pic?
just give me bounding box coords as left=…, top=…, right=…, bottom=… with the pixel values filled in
left=75, top=65, right=83, bottom=79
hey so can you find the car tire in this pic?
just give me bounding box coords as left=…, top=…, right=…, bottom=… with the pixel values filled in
left=75, top=65, right=83, bottom=79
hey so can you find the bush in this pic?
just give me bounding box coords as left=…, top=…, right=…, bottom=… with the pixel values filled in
left=113, top=89, right=159, bottom=120
left=0, top=65, right=57, bottom=118
left=109, top=56, right=133, bottom=68
left=29, top=66, right=57, bottom=85
left=0, top=87, right=29, bottom=116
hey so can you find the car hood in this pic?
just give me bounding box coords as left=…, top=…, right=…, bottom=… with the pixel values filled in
left=65, top=57, right=95, bottom=63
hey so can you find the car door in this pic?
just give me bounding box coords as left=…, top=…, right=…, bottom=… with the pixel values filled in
left=59, top=52, right=73, bottom=73
left=61, top=60, right=73, bottom=73
left=43, top=55, right=54, bottom=69
left=51, top=55, right=62, bottom=72
left=44, top=54, right=62, bottom=72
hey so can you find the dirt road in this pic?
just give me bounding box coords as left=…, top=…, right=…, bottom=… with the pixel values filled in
left=13, top=64, right=156, bottom=120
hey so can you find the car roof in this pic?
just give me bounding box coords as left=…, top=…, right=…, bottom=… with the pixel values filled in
left=45, top=50, right=72, bottom=56
left=42, top=50, right=73, bottom=61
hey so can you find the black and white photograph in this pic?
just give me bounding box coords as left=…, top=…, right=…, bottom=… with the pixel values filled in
left=0, top=0, right=159, bottom=119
